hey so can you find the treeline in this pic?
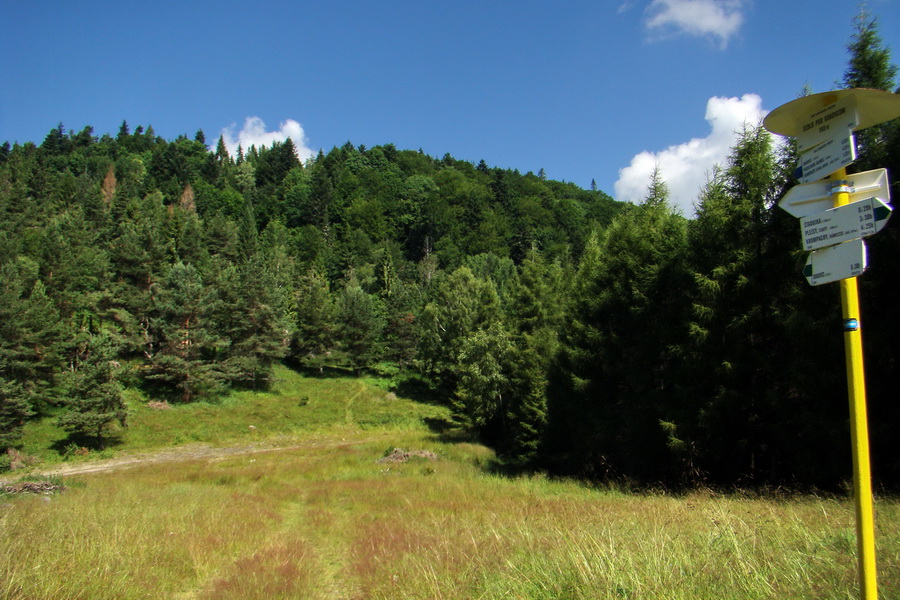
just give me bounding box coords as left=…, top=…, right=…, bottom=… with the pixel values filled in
left=0, top=117, right=620, bottom=452
left=3, top=13, right=899, bottom=489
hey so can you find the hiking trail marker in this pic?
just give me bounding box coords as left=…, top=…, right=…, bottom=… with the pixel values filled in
left=779, top=167, right=889, bottom=218
left=764, top=88, right=900, bottom=600
left=801, top=197, right=892, bottom=252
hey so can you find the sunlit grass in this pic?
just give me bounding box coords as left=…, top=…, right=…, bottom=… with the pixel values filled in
left=4, top=366, right=899, bottom=599
left=19, top=364, right=446, bottom=464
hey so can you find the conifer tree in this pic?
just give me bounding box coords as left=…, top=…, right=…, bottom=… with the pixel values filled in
left=504, top=250, right=566, bottom=461
left=0, top=259, right=64, bottom=450
left=56, top=334, right=127, bottom=446
left=144, top=262, right=224, bottom=402
left=0, top=376, right=31, bottom=451
left=292, top=268, right=337, bottom=372
left=843, top=8, right=898, bottom=173
left=682, top=123, right=811, bottom=484
left=210, top=254, right=288, bottom=388
left=335, top=275, right=386, bottom=373
left=548, top=169, right=689, bottom=481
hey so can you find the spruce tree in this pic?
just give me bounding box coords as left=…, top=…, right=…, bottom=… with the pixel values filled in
left=504, top=250, right=566, bottom=461
left=683, top=123, right=817, bottom=484
left=144, top=262, right=224, bottom=402
left=0, top=375, right=31, bottom=452
left=211, top=258, right=288, bottom=388
left=548, top=170, right=689, bottom=481
left=56, top=334, right=127, bottom=446
left=335, top=276, right=386, bottom=373
left=292, top=268, right=337, bottom=372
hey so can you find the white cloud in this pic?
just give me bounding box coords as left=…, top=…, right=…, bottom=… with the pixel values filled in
left=215, top=117, right=316, bottom=162
left=614, top=94, right=768, bottom=217
left=644, top=0, right=745, bottom=48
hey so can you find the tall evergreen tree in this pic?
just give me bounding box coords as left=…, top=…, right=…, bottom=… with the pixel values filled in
left=0, top=259, right=64, bottom=451
left=56, top=334, right=127, bottom=446
left=504, top=250, right=566, bottom=461
left=335, top=276, right=386, bottom=373
left=143, top=262, right=224, bottom=402
left=291, top=268, right=337, bottom=372
left=681, top=123, right=822, bottom=485
left=211, top=259, right=288, bottom=388
left=547, top=171, right=689, bottom=481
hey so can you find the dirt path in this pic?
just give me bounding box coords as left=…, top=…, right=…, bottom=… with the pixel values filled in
left=1, top=433, right=391, bottom=486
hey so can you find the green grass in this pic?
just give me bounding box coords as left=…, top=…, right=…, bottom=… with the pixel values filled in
left=3, top=365, right=899, bottom=599
left=18, top=365, right=446, bottom=464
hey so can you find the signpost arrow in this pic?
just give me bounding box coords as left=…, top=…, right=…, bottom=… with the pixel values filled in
left=779, top=168, right=890, bottom=218
left=798, top=130, right=857, bottom=184
left=801, top=197, right=893, bottom=251
left=803, top=238, right=867, bottom=286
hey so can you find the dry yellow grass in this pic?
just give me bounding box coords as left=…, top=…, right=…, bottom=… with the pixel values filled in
left=2, top=371, right=898, bottom=599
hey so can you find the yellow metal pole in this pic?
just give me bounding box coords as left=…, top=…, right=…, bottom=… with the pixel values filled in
left=831, top=167, right=878, bottom=599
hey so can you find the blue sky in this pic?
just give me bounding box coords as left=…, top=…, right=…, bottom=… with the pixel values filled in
left=2, top=0, right=898, bottom=215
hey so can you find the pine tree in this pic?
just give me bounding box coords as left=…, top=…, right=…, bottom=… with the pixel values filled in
left=0, top=376, right=31, bottom=451
left=335, top=276, right=385, bottom=373
left=143, top=262, right=225, bottom=402
left=0, top=259, right=65, bottom=450
left=212, top=258, right=288, bottom=388
left=548, top=170, right=689, bottom=481
left=292, top=268, right=337, bottom=372
left=504, top=250, right=566, bottom=461
left=56, top=334, right=127, bottom=446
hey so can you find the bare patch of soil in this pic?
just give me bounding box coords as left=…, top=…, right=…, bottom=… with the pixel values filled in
left=376, top=448, right=438, bottom=464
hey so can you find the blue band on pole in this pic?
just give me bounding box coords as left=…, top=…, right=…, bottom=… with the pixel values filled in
left=844, top=318, right=860, bottom=332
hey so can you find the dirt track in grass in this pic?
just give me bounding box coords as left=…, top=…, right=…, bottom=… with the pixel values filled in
left=1, top=433, right=393, bottom=485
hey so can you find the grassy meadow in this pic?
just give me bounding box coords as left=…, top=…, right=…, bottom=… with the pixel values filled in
left=2, top=365, right=899, bottom=599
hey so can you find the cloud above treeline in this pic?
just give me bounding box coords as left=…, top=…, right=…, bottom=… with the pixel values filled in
left=215, top=117, right=316, bottom=161
left=634, top=0, right=747, bottom=48
left=614, top=94, right=768, bottom=217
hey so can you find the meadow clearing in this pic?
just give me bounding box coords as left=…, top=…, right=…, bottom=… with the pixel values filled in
left=2, top=366, right=898, bottom=599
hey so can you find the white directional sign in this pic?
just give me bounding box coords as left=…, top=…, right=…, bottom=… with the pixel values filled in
left=798, top=131, right=857, bottom=184
left=779, top=168, right=890, bottom=218
left=795, top=95, right=859, bottom=153
left=803, top=238, right=867, bottom=286
left=801, top=197, right=893, bottom=251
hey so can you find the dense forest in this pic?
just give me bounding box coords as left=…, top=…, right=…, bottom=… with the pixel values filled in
left=2, top=13, right=899, bottom=490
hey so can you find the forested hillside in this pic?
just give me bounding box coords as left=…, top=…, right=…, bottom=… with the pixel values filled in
left=2, top=14, right=899, bottom=489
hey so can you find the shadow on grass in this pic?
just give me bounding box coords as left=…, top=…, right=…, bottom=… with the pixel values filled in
left=281, top=357, right=382, bottom=380
left=390, top=372, right=445, bottom=405
left=50, top=431, right=125, bottom=456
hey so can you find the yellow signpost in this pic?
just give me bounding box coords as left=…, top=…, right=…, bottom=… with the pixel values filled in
left=764, top=88, right=900, bottom=600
